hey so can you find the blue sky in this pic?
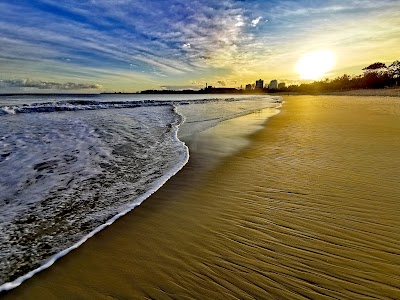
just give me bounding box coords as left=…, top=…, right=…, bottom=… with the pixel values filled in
left=1, top=0, right=399, bottom=92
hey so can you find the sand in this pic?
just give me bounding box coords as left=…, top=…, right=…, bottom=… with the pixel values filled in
left=4, top=95, right=400, bottom=299
left=273, top=87, right=400, bottom=98
left=326, top=87, right=400, bottom=97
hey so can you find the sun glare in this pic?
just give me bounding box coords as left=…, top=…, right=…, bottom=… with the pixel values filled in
left=296, top=50, right=336, bottom=80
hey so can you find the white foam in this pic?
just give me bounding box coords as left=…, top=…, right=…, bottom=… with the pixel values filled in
left=0, top=96, right=282, bottom=292
left=0, top=107, right=189, bottom=293
left=0, top=106, right=17, bottom=114
left=0, top=95, right=282, bottom=116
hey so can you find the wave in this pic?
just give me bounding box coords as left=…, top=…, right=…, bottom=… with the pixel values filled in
left=0, top=96, right=282, bottom=293
left=0, top=106, right=189, bottom=293
left=0, top=97, right=282, bottom=115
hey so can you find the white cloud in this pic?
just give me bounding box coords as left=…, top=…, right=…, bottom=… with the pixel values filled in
left=250, top=16, right=262, bottom=27
left=235, top=15, right=245, bottom=27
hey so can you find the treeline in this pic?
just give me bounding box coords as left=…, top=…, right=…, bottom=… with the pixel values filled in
left=140, top=89, right=202, bottom=94
left=275, top=61, right=400, bottom=93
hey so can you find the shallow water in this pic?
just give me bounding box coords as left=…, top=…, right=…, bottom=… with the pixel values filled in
left=0, top=94, right=280, bottom=291
left=0, top=106, right=188, bottom=286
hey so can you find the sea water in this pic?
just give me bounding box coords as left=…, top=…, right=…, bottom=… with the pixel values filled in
left=0, top=94, right=281, bottom=291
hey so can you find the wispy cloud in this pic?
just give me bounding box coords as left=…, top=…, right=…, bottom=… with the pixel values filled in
left=0, top=79, right=101, bottom=90
left=0, top=0, right=252, bottom=89
left=0, top=0, right=400, bottom=91
left=250, top=17, right=262, bottom=27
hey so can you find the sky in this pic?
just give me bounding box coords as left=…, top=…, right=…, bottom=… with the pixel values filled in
left=1, top=0, right=400, bottom=93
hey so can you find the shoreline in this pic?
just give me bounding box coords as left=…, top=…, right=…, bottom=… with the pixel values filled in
left=1, top=105, right=281, bottom=298
left=0, top=107, right=190, bottom=293
left=4, top=95, right=400, bottom=299
left=0, top=100, right=280, bottom=294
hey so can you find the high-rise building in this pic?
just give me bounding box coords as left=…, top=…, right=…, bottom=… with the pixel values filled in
left=278, top=82, right=286, bottom=89
left=269, top=80, right=278, bottom=89
left=245, top=84, right=252, bottom=90
left=255, top=79, right=264, bottom=89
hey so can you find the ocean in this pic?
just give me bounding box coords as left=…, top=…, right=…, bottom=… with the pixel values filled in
left=0, top=93, right=281, bottom=291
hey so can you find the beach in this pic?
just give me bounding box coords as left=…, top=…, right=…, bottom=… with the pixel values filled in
left=272, top=87, right=400, bottom=98
left=4, top=95, right=400, bottom=299
left=326, top=87, right=400, bottom=97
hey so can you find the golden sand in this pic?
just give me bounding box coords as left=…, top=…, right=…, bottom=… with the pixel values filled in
left=327, top=87, right=400, bottom=97
left=4, top=96, right=400, bottom=299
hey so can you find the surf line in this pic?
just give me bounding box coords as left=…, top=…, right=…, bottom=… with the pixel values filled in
left=0, top=105, right=190, bottom=293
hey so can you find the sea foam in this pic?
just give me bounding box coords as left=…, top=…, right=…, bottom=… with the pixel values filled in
left=0, top=94, right=281, bottom=292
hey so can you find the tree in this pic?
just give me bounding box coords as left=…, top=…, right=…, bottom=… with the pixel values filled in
left=362, top=62, right=387, bottom=71
left=389, top=61, right=400, bottom=78
left=361, top=62, right=389, bottom=88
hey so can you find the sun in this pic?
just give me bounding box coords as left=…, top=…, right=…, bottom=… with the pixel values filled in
left=296, top=50, right=336, bottom=80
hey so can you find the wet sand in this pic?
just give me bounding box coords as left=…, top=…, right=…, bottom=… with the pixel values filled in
left=4, top=95, right=400, bottom=299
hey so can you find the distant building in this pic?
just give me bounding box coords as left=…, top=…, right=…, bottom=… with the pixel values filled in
left=245, top=84, right=252, bottom=90
left=269, top=80, right=278, bottom=89
left=278, top=82, right=286, bottom=89
left=255, top=79, right=264, bottom=89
